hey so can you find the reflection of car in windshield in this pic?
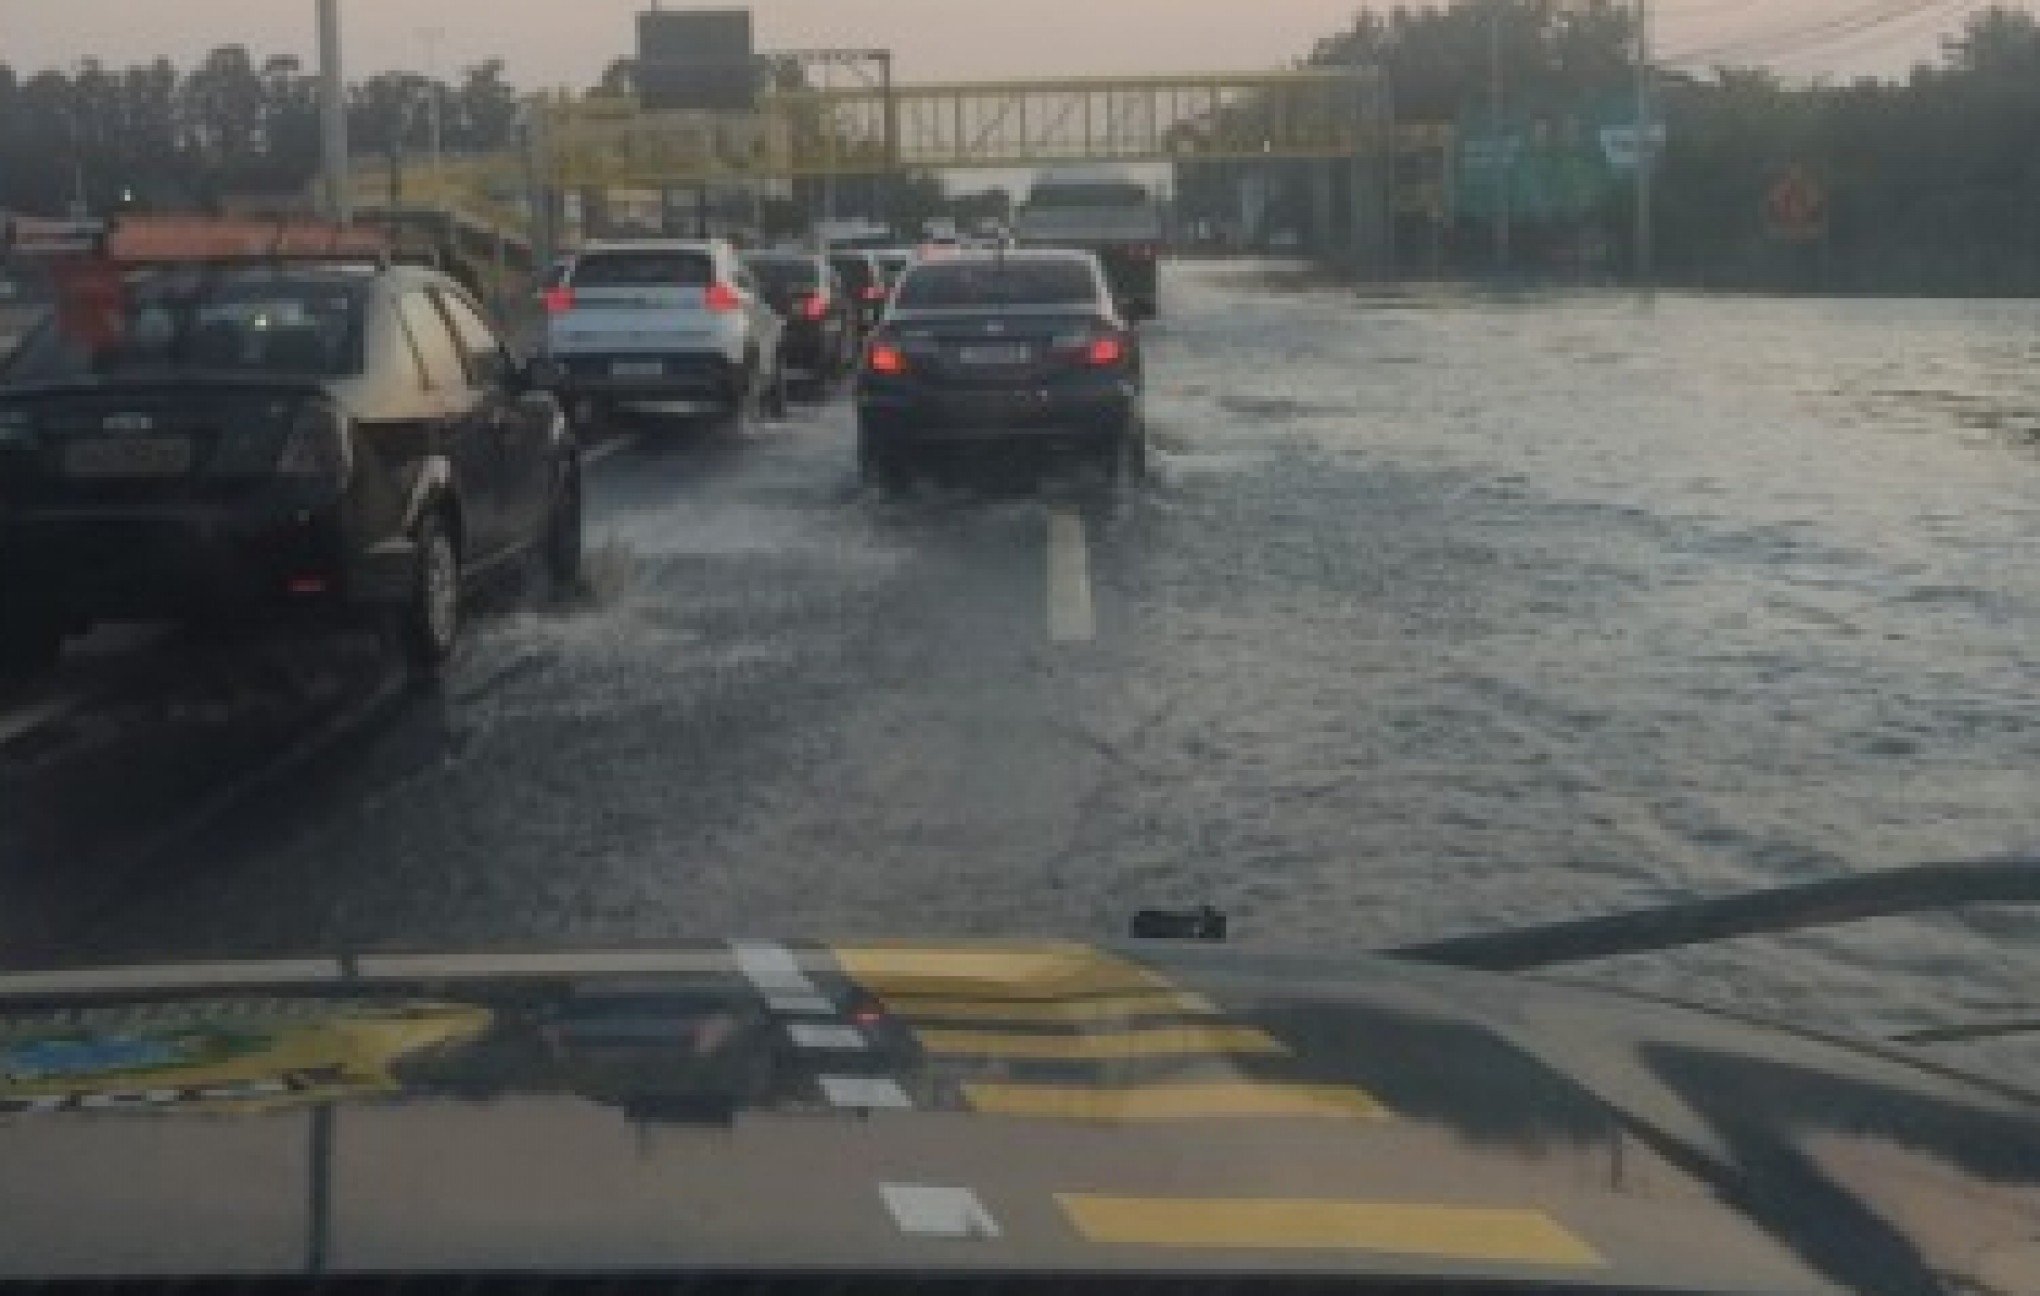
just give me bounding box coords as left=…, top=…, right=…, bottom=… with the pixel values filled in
left=0, top=917, right=2036, bottom=1295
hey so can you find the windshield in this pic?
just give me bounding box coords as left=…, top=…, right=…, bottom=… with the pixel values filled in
left=893, top=257, right=1099, bottom=308
left=5, top=4, right=2040, bottom=1293
left=744, top=255, right=824, bottom=295
left=5, top=270, right=364, bottom=379
left=829, top=256, right=877, bottom=291
left=571, top=249, right=715, bottom=287
left=1026, top=180, right=1153, bottom=208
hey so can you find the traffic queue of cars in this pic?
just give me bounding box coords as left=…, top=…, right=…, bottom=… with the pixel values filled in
left=0, top=221, right=1145, bottom=678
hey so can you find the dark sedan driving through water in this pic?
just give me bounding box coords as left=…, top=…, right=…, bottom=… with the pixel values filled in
left=854, top=249, right=1147, bottom=487
left=0, top=237, right=582, bottom=677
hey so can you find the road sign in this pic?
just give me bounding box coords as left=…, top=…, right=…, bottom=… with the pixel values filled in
left=1766, top=166, right=1827, bottom=243
left=637, top=9, right=758, bottom=113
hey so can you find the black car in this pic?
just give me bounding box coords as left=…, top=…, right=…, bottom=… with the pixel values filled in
left=741, top=252, right=854, bottom=390
left=854, top=250, right=1146, bottom=485
left=827, top=249, right=891, bottom=331
left=0, top=261, right=581, bottom=676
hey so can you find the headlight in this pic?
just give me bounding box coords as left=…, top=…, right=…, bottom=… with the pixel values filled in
left=274, top=399, right=352, bottom=482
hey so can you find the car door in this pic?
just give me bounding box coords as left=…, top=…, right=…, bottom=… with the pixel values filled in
left=435, top=287, right=549, bottom=547
left=396, top=289, right=506, bottom=563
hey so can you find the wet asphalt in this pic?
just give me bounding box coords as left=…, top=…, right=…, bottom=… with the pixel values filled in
left=2, top=261, right=2037, bottom=1083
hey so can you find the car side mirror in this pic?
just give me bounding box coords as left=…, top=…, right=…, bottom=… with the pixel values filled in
left=521, top=356, right=565, bottom=391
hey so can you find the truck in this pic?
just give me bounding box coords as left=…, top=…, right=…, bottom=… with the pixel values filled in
left=1013, top=168, right=1163, bottom=319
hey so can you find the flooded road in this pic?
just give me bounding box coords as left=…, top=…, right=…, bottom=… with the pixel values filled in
left=5, top=262, right=2037, bottom=1083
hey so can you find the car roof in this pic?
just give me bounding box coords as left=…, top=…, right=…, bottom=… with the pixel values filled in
left=579, top=239, right=724, bottom=255
left=904, top=249, right=1096, bottom=268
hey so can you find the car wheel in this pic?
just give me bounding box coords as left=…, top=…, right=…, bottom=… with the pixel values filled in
left=397, top=510, right=462, bottom=678
left=857, top=426, right=905, bottom=491
left=0, top=612, right=62, bottom=681
left=544, top=462, right=585, bottom=596
left=762, top=352, right=790, bottom=420
left=1122, top=423, right=1150, bottom=482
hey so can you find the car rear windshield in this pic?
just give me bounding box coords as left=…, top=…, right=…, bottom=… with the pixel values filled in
left=1026, top=181, right=1152, bottom=208
left=746, top=258, right=822, bottom=295
left=572, top=251, right=715, bottom=288
left=830, top=256, right=875, bottom=290
left=892, top=259, right=1099, bottom=310
left=3, top=270, right=365, bottom=381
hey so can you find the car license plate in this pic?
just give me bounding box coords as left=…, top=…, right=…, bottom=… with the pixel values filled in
left=611, top=360, right=664, bottom=378
left=958, top=343, right=1031, bottom=366
left=63, top=435, right=192, bottom=478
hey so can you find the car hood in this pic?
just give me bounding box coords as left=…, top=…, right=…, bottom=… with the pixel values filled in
left=1, top=940, right=2036, bottom=1293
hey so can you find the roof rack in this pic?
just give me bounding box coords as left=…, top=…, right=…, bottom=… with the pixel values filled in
left=2, top=215, right=391, bottom=268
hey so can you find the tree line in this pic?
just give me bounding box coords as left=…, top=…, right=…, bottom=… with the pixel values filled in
left=0, top=45, right=520, bottom=216
left=1234, top=0, right=2040, bottom=292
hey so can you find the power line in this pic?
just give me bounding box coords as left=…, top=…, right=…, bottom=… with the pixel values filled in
left=1768, top=0, right=1973, bottom=67
left=1665, top=0, right=1960, bottom=65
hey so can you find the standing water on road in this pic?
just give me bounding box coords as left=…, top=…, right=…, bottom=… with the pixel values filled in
left=24, top=263, right=2040, bottom=1088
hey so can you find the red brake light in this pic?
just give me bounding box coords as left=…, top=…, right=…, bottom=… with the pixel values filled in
left=1085, top=335, right=1127, bottom=367
left=704, top=281, right=742, bottom=312
left=801, top=294, right=829, bottom=322
left=866, top=342, right=907, bottom=375
left=542, top=286, right=575, bottom=314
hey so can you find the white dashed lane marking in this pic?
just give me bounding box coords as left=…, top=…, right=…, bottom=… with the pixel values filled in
left=730, top=939, right=822, bottom=995
left=880, top=1184, right=1003, bottom=1239
left=1046, top=506, right=1095, bottom=644
left=787, top=1022, right=869, bottom=1051
left=820, top=1075, right=913, bottom=1109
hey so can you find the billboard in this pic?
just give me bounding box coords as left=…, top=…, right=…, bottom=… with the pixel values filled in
left=637, top=9, right=757, bottom=113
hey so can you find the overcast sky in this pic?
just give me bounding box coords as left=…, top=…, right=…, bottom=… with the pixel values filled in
left=0, top=0, right=1999, bottom=85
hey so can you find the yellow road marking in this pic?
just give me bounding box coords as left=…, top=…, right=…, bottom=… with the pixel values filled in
left=914, top=1024, right=1288, bottom=1060
left=891, top=991, right=1218, bottom=1024
left=1057, top=1196, right=1605, bottom=1267
left=965, top=1080, right=1387, bottom=1121
left=834, top=943, right=1175, bottom=1000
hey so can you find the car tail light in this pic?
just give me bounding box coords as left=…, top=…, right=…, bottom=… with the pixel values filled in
left=704, top=281, right=742, bottom=312
left=275, top=400, right=351, bottom=481
left=866, top=342, right=907, bottom=375
left=1084, top=334, right=1128, bottom=367
left=542, top=286, right=575, bottom=314
left=800, top=294, right=829, bottom=322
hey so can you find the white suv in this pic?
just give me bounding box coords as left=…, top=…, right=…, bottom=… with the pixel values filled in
left=542, top=239, right=786, bottom=426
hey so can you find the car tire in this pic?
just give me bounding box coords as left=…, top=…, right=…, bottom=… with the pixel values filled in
left=0, top=612, right=62, bottom=681
left=857, top=426, right=905, bottom=491
left=761, top=352, right=790, bottom=420
left=395, top=510, right=462, bottom=679
left=543, top=461, right=585, bottom=597
left=1122, top=423, right=1150, bottom=482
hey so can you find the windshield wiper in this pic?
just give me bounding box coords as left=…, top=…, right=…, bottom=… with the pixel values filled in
left=1382, top=856, right=2040, bottom=972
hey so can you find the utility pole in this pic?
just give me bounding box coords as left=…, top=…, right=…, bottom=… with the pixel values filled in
left=66, top=107, right=88, bottom=218
left=317, top=0, right=351, bottom=222
left=419, top=27, right=447, bottom=213
left=1489, top=1, right=1509, bottom=273
left=1634, top=0, right=1655, bottom=289
left=878, top=51, right=899, bottom=235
